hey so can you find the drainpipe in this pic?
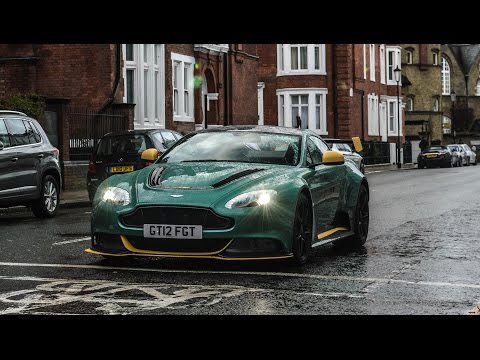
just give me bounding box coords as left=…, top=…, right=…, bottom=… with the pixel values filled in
left=223, top=46, right=229, bottom=126
left=99, top=44, right=122, bottom=113
left=332, top=44, right=338, bottom=138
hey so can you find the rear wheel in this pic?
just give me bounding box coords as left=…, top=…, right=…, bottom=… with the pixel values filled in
left=291, top=193, right=313, bottom=266
left=32, top=175, right=59, bottom=218
left=350, top=184, right=369, bottom=247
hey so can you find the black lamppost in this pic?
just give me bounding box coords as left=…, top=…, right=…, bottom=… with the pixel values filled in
left=394, top=65, right=402, bottom=169
left=451, top=89, right=456, bottom=144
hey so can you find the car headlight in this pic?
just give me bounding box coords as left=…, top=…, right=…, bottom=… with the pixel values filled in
left=225, top=190, right=277, bottom=209
left=102, top=187, right=131, bottom=206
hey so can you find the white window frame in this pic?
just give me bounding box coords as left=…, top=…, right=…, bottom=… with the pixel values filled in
left=277, top=44, right=326, bottom=76
left=443, top=116, right=452, bottom=134
left=380, top=44, right=386, bottom=84
left=370, top=44, right=376, bottom=82
left=406, top=50, right=413, bottom=64
left=367, top=94, right=379, bottom=136
left=384, top=96, right=402, bottom=136
left=123, top=44, right=165, bottom=129
left=441, top=57, right=451, bottom=95
left=171, top=52, right=195, bottom=122
left=476, top=79, right=480, bottom=96
left=406, top=97, right=414, bottom=111
left=363, top=44, right=367, bottom=79
left=433, top=52, right=438, bottom=66
left=276, top=88, right=328, bottom=135
left=386, top=46, right=401, bottom=86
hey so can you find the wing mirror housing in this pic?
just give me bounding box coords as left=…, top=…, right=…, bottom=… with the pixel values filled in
left=352, top=136, right=363, bottom=153
left=322, top=150, right=345, bottom=165
left=141, top=148, right=161, bottom=166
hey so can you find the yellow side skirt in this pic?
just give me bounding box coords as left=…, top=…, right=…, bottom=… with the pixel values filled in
left=317, top=227, right=349, bottom=240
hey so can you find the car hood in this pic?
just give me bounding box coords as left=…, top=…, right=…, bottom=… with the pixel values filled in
left=128, top=162, right=289, bottom=207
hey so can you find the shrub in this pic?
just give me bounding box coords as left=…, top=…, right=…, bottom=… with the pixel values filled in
left=0, top=95, right=45, bottom=119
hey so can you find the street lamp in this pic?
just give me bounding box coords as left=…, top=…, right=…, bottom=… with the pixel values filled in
left=394, top=65, right=402, bottom=169
left=450, top=89, right=456, bottom=144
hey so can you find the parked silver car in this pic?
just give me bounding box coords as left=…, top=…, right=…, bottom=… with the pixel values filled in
left=327, top=141, right=364, bottom=173
left=447, top=144, right=465, bottom=167
left=459, top=144, right=477, bottom=166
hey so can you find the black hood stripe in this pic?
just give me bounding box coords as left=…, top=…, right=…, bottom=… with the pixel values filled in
left=211, top=168, right=264, bottom=188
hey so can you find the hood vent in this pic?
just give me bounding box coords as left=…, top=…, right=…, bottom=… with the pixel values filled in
left=148, top=166, right=165, bottom=187
left=211, top=168, right=264, bottom=188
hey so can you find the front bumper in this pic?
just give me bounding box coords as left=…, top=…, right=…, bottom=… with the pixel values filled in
left=86, top=233, right=291, bottom=260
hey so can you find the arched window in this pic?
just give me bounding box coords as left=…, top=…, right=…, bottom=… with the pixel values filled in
left=406, top=97, right=414, bottom=111
left=441, top=57, right=450, bottom=95
left=476, top=79, right=480, bottom=96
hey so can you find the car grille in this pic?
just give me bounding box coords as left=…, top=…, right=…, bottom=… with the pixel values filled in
left=125, top=235, right=231, bottom=253
left=121, top=206, right=234, bottom=230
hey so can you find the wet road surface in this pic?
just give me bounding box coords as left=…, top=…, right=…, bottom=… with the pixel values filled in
left=1, top=166, right=480, bottom=315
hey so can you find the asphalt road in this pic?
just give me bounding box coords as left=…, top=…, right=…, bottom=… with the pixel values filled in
left=1, top=166, right=480, bottom=315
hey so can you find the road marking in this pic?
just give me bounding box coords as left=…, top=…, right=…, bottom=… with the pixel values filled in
left=52, top=237, right=90, bottom=246
left=1, top=261, right=480, bottom=290
left=0, top=275, right=265, bottom=315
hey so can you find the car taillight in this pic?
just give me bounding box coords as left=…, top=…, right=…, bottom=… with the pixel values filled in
left=88, top=160, right=96, bottom=174
left=53, top=147, right=59, bottom=160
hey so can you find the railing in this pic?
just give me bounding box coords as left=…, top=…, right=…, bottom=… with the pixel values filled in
left=67, top=108, right=129, bottom=160
left=362, top=141, right=391, bottom=165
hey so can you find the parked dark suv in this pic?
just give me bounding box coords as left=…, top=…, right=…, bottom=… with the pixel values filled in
left=87, top=129, right=182, bottom=201
left=0, top=110, right=62, bottom=217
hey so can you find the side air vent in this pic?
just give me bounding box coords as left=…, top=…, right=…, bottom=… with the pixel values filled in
left=149, top=166, right=165, bottom=186
left=211, top=168, right=264, bottom=188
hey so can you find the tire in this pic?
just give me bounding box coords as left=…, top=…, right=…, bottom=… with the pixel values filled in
left=32, top=175, right=59, bottom=218
left=350, top=184, right=369, bottom=247
left=290, top=193, right=313, bottom=266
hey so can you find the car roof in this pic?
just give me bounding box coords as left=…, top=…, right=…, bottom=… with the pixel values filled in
left=194, top=125, right=307, bottom=136
left=102, top=129, right=181, bottom=137
left=0, top=110, right=28, bottom=116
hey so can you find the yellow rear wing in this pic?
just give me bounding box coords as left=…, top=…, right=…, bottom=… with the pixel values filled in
left=352, top=137, right=363, bottom=153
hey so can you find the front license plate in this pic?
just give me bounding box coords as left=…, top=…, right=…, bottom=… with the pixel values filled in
left=426, top=154, right=437, bottom=158
left=111, top=165, right=134, bottom=173
left=143, top=224, right=203, bottom=239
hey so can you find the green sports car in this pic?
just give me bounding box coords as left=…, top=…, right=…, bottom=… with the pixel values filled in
left=86, top=125, right=369, bottom=265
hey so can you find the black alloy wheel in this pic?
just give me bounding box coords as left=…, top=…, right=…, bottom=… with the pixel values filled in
left=350, top=184, right=369, bottom=247
left=291, top=193, right=313, bottom=265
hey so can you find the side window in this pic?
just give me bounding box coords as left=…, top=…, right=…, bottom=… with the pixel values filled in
left=29, top=121, right=43, bottom=143
left=306, top=137, right=323, bottom=165
left=0, top=119, right=11, bottom=147
left=24, top=120, right=41, bottom=144
left=161, top=131, right=177, bottom=148
left=173, top=132, right=183, bottom=141
left=5, top=118, right=30, bottom=146
left=150, top=132, right=168, bottom=151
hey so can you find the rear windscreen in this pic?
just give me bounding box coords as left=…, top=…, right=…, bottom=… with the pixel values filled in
left=96, top=135, right=147, bottom=156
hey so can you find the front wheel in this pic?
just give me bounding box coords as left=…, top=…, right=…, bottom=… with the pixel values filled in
left=290, top=193, right=313, bottom=266
left=32, top=175, right=59, bottom=218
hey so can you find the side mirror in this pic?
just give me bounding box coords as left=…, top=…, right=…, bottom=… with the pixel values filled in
left=322, top=150, right=345, bottom=165
left=141, top=148, right=161, bottom=166
left=0, top=140, right=3, bottom=151
left=352, top=136, right=363, bottom=153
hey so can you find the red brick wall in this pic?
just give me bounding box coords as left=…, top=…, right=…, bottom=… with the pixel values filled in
left=230, top=45, right=258, bottom=125
left=33, top=44, right=119, bottom=109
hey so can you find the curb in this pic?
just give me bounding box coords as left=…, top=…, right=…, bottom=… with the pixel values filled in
left=0, top=200, right=91, bottom=215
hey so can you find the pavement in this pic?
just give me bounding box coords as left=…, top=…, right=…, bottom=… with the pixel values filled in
left=0, top=163, right=416, bottom=215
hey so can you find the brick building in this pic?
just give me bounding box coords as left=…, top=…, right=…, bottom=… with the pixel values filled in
left=0, top=44, right=258, bottom=189
left=257, top=44, right=405, bottom=165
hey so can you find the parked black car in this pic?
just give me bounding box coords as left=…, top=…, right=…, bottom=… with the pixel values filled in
left=417, top=145, right=453, bottom=169
left=0, top=110, right=62, bottom=217
left=87, top=129, right=183, bottom=201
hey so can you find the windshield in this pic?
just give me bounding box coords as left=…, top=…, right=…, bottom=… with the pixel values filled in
left=159, top=131, right=302, bottom=166
left=96, top=134, right=147, bottom=156
left=425, top=146, right=447, bottom=152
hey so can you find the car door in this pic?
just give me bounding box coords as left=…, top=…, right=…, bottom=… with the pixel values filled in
left=4, top=118, right=40, bottom=197
left=0, top=119, right=16, bottom=200
left=304, top=136, right=345, bottom=235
